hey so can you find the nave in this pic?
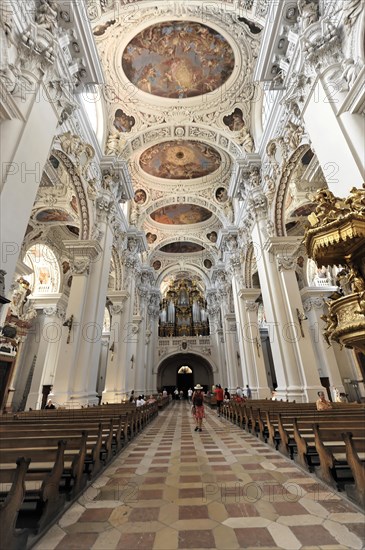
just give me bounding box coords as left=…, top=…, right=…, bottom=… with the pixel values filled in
left=35, top=403, right=364, bottom=550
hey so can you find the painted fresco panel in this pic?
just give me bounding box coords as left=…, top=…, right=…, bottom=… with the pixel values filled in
left=160, top=242, right=205, bottom=254
left=140, top=141, right=221, bottom=180
left=151, top=204, right=212, bottom=225
left=122, top=21, right=234, bottom=98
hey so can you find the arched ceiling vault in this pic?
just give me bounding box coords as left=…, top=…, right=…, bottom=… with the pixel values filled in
left=88, top=0, right=266, bottom=282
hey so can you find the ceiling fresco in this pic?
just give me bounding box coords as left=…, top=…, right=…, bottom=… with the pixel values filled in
left=35, top=209, right=74, bottom=223
left=122, top=21, right=235, bottom=99
left=159, top=242, right=205, bottom=254
left=139, top=141, right=221, bottom=180
left=150, top=204, right=212, bottom=225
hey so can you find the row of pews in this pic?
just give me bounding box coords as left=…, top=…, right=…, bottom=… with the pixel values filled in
left=0, top=398, right=169, bottom=550
left=220, top=399, right=365, bottom=508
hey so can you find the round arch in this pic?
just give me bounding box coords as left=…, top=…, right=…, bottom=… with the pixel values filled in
left=273, top=144, right=312, bottom=237
left=50, top=149, right=92, bottom=240
left=155, top=263, right=211, bottom=289
left=157, top=353, right=215, bottom=396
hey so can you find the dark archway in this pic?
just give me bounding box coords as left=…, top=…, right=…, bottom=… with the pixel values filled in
left=157, top=353, right=214, bottom=397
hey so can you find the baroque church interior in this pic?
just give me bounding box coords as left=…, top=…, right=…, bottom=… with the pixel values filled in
left=0, top=0, right=365, bottom=549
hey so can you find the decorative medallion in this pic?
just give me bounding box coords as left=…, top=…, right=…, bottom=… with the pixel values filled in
left=160, top=242, right=205, bottom=254
left=146, top=232, right=157, bottom=244
left=207, top=231, right=218, bottom=243
left=204, top=259, right=213, bottom=269
left=122, top=21, right=235, bottom=98
left=139, top=141, right=221, bottom=179
left=113, top=109, right=135, bottom=133
left=134, top=189, right=147, bottom=204
left=152, top=260, right=161, bottom=270
left=215, top=187, right=228, bottom=203
left=151, top=204, right=212, bottom=225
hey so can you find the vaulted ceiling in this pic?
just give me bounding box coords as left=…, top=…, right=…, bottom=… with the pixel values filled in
left=86, top=0, right=267, bottom=288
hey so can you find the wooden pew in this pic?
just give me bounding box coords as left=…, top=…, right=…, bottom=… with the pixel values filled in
left=0, top=440, right=67, bottom=533
left=312, top=424, right=365, bottom=488
left=342, top=431, right=365, bottom=508
left=0, top=401, right=160, bottom=547
left=0, top=431, right=89, bottom=498
left=0, top=457, right=30, bottom=550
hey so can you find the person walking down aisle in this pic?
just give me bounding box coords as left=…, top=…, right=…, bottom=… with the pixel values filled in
left=187, top=387, right=193, bottom=402
left=214, top=384, right=224, bottom=416
left=192, top=384, right=205, bottom=432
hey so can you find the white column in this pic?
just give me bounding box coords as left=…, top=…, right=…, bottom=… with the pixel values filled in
left=222, top=310, right=240, bottom=389
left=301, top=288, right=346, bottom=399
left=131, top=316, right=144, bottom=394
left=26, top=296, right=65, bottom=410
left=209, top=311, right=228, bottom=389
left=145, top=290, right=160, bottom=393
left=239, top=289, right=271, bottom=399
left=102, top=293, right=128, bottom=403
left=97, top=337, right=110, bottom=398
left=51, top=241, right=100, bottom=406
left=71, top=211, right=114, bottom=405
left=1, top=81, right=59, bottom=294
left=231, top=274, right=250, bottom=386
left=272, top=245, right=324, bottom=402
left=303, top=78, right=364, bottom=196
left=252, top=223, right=304, bottom=401
left=145, top=313, right=159, bottom=393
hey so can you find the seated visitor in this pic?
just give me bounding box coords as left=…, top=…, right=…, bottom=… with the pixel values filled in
left=316, top=391, right=333, bottom=411
left=45, top=399, right=56, bottom=409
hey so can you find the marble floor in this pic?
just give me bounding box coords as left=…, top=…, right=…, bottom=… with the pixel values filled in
left=35, top=401, right=365, bottom=550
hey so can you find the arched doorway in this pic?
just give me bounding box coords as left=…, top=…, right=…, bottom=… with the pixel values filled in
left=157, top=353, right=214, bottom=398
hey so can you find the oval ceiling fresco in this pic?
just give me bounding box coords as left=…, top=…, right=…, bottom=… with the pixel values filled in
left=122, top=21, right=235, bottom=99
left=140, top=141, right=221, bottom=179
left=151, top=204, right=212, bottom=225
left=160, top=242, right=205, bottom=254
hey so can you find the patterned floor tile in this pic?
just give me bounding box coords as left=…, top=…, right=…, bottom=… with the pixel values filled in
left=34, top=403, right=364, bottom=550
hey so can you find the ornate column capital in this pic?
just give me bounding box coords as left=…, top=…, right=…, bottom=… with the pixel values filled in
left=64, top=240, right=102, bottom=276
left=277, top=257, right=297, bottom=272
left=96, top=188, right=115, bottom=213
left=303, top=297, right=324, bottom=312
left=206, top=288, right=222, bottom=316
left=265, top=236, right=302, bottom=257
left=302, top=18, right=343, bottom=77
left=43, top=305, right=66, bottom=320
left=100, top=157, right=134, bottom=203
left=107, top=291, right=129, bottom=305
left=238, top=288, right=261, bottom=303
left=109, top=304, right=124, bottom=316
left=244, top=301, right=259, bottom=313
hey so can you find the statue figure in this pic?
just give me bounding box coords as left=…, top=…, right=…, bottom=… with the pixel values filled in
left=348, top=266, right=365, bottom=293
left=321, top=310, right=337, bottom=347
left=127, top=237, right=138, bottom=253
left=356, top=291, right=365, bottom=316
left=249, top=167, right=261, bottom=189
left=238, top=127, right=255, bottom=153
left=106, top=132, right=120, bottom=156
left=36, top=0, right=58, bottom=32
left=335, top=268, right=351, bottom=295
left=10, top=277, right=36, bottom=321
left=344, top=186, right=365, bottom=214
left=283, top=121, right=304, bottom=151
left=343, top=0, right=363, bottom=28
left=298, top=0, right=319, bottom=29
left=309, top=189, right=340, bottom=226
left=341, top=59, right=359, bottom=90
